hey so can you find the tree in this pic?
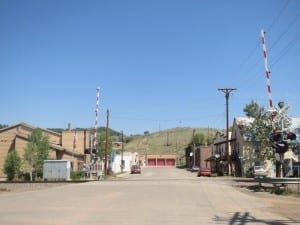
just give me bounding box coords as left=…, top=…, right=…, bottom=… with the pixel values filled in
left=243, top=100, right=265, bottom=118
left=206, top=135, right=215, bottom=145
left=97, top=132, right=112, bottom=161
left=243, top=101, right=276, bottom=161
left=24, top=128, right=50, bottom=181
left=0, top=124, right=8, bottom=129
left=3, top=150, right=21, bottom=181
left=97, top=132, right=106, bottom=160
left=191, top=133, right=206, bottom=146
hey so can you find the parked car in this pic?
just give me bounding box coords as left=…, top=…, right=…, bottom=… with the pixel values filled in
left=131, top=165, right=141, bottom=174
left=197, top=168, right=211, bottom=177
left=247, top=166, right=266, bottom=177
left=191, top=166, right=200, bottom=172
left=254, top=166, right=266, bottom=177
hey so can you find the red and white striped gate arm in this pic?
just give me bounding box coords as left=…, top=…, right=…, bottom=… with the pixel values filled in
left=94, top=87, right=100, bottom=150
left=261, top=29, right=273, bottom=109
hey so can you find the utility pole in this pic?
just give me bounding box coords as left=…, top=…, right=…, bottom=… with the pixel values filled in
left=104, top=109, right=109, bottom=176
left=193, top=129, right=196, bottom=169
left=218, top=88, right=236, bottom=176
left=121, top=130, right=124, bottom=173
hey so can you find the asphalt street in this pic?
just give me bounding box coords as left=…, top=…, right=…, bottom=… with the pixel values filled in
left=0, top=167, right=299, bottom=225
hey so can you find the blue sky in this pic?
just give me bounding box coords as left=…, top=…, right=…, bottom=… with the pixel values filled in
left=1, top=0, right=300, bottom=135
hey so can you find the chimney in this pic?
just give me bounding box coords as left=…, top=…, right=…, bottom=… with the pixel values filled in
left=67, top=123, right=71, bottom=131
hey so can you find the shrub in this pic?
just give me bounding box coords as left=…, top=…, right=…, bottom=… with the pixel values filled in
left=3, top=150, right=21, bottom=181
left=271, top=186, right=292, bottom=195
left=71, top=171, right=84, bottom=180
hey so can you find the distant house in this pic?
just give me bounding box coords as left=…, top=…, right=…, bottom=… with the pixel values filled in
left=110, top=151, right=139, bottom=173
left=230, top=117, right=256, bottom=177
left=211, top=131, right=232, bottom=175
left=185, top=145, right=213, bottom=170
left=200, top=146, right=213, bottom=169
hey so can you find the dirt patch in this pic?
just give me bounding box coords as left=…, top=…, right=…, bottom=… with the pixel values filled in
left=0, top=182, right=71, bottom=194
left=231, top=178, right=300, bottom=221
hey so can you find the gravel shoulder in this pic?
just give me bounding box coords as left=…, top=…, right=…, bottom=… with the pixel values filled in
left=230, top=178, right=300, bottom=220
left=0, top=182, right=71, bottom=194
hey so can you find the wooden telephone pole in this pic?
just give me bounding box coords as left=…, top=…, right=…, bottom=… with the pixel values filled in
left=104, top=109, right=109, bottom=176
left=218, top=88, right=236, bottom=175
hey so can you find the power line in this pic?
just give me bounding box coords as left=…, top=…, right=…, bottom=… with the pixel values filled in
left=230, top=0, right=293, bottom=93
left=270, top=30, right=300, bottom=68
left=269, top=11, right=300, bottom=52
left=266, top=0, right=291, bottom=32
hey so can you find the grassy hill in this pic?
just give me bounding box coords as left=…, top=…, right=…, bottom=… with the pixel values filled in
left=124, top=127, right=223, bottom=157
left=47, top=125, right=223, bottom=158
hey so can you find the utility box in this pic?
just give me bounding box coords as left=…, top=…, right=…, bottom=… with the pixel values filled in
left=43, top=160, right=71, bottom=181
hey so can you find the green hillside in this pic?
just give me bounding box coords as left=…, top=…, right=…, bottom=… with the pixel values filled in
left=124, top=127, right=222, bottom=157
left=46, top=125, right=223, bottom=158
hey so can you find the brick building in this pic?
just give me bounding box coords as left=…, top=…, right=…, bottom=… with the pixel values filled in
left=186, top=145, right=213, bottom=169
left=0, top=123, right=93, bottom=178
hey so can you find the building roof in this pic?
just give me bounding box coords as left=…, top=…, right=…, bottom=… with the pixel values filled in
left=0, top=122, right=61, bottom=137
left=234, top=117, right=300, bottom=130
left=213, top=131, right=232, bottom=145
left=234, top=117, right=254, bottom=127
left=290, top=118, right=300, bottom=130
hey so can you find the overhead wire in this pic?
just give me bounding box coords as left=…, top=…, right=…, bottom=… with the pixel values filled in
left=230, top=0, right=295, bottom=103
left=268, top=12, right=300, bottom=52
left=266, top=0, right=291, bottom=32
left=270, top=30, right=300, bottom=68
left=231, top=0, right=290, bottom=78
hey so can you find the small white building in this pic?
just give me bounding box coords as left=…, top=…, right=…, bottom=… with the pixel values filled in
left=111, top=152, right=139, bottom=173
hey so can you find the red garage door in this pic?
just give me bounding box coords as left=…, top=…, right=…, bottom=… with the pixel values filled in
left=157, top=159, right=165, bottom=166
left=147, top=158, right=156, bottom=167
left=166, top=159, right=175, bottom=166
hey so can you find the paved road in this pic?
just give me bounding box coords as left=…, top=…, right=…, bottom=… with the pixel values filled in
left=0, top=167, right=299, bottom=225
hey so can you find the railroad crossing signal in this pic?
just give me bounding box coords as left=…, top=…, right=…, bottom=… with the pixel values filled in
left=269, top=131, right=296, bottom=154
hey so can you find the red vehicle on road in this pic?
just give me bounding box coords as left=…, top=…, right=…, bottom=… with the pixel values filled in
left=131, top=165, right=141, bottom=174
left=197, top=168, right=211, bottom=177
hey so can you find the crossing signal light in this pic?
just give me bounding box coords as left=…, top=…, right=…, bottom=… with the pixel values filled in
left=272, top=141, right=289, bottom=154
left=269, top=131, right=293, bottom=154
left=286, top=132, right=296, bottom=140
left=269, top=131, right=296, bottom=142
left=92, top=154, right=98, bottom=161
left=269, top=132, right=282, bottom=142
left=84, top=149, right=97, bottom=154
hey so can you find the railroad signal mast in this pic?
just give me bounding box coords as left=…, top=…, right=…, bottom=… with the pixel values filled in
left=261, top=30, right=293, bottom=133
left=261, top=30, right=297, bottom=177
